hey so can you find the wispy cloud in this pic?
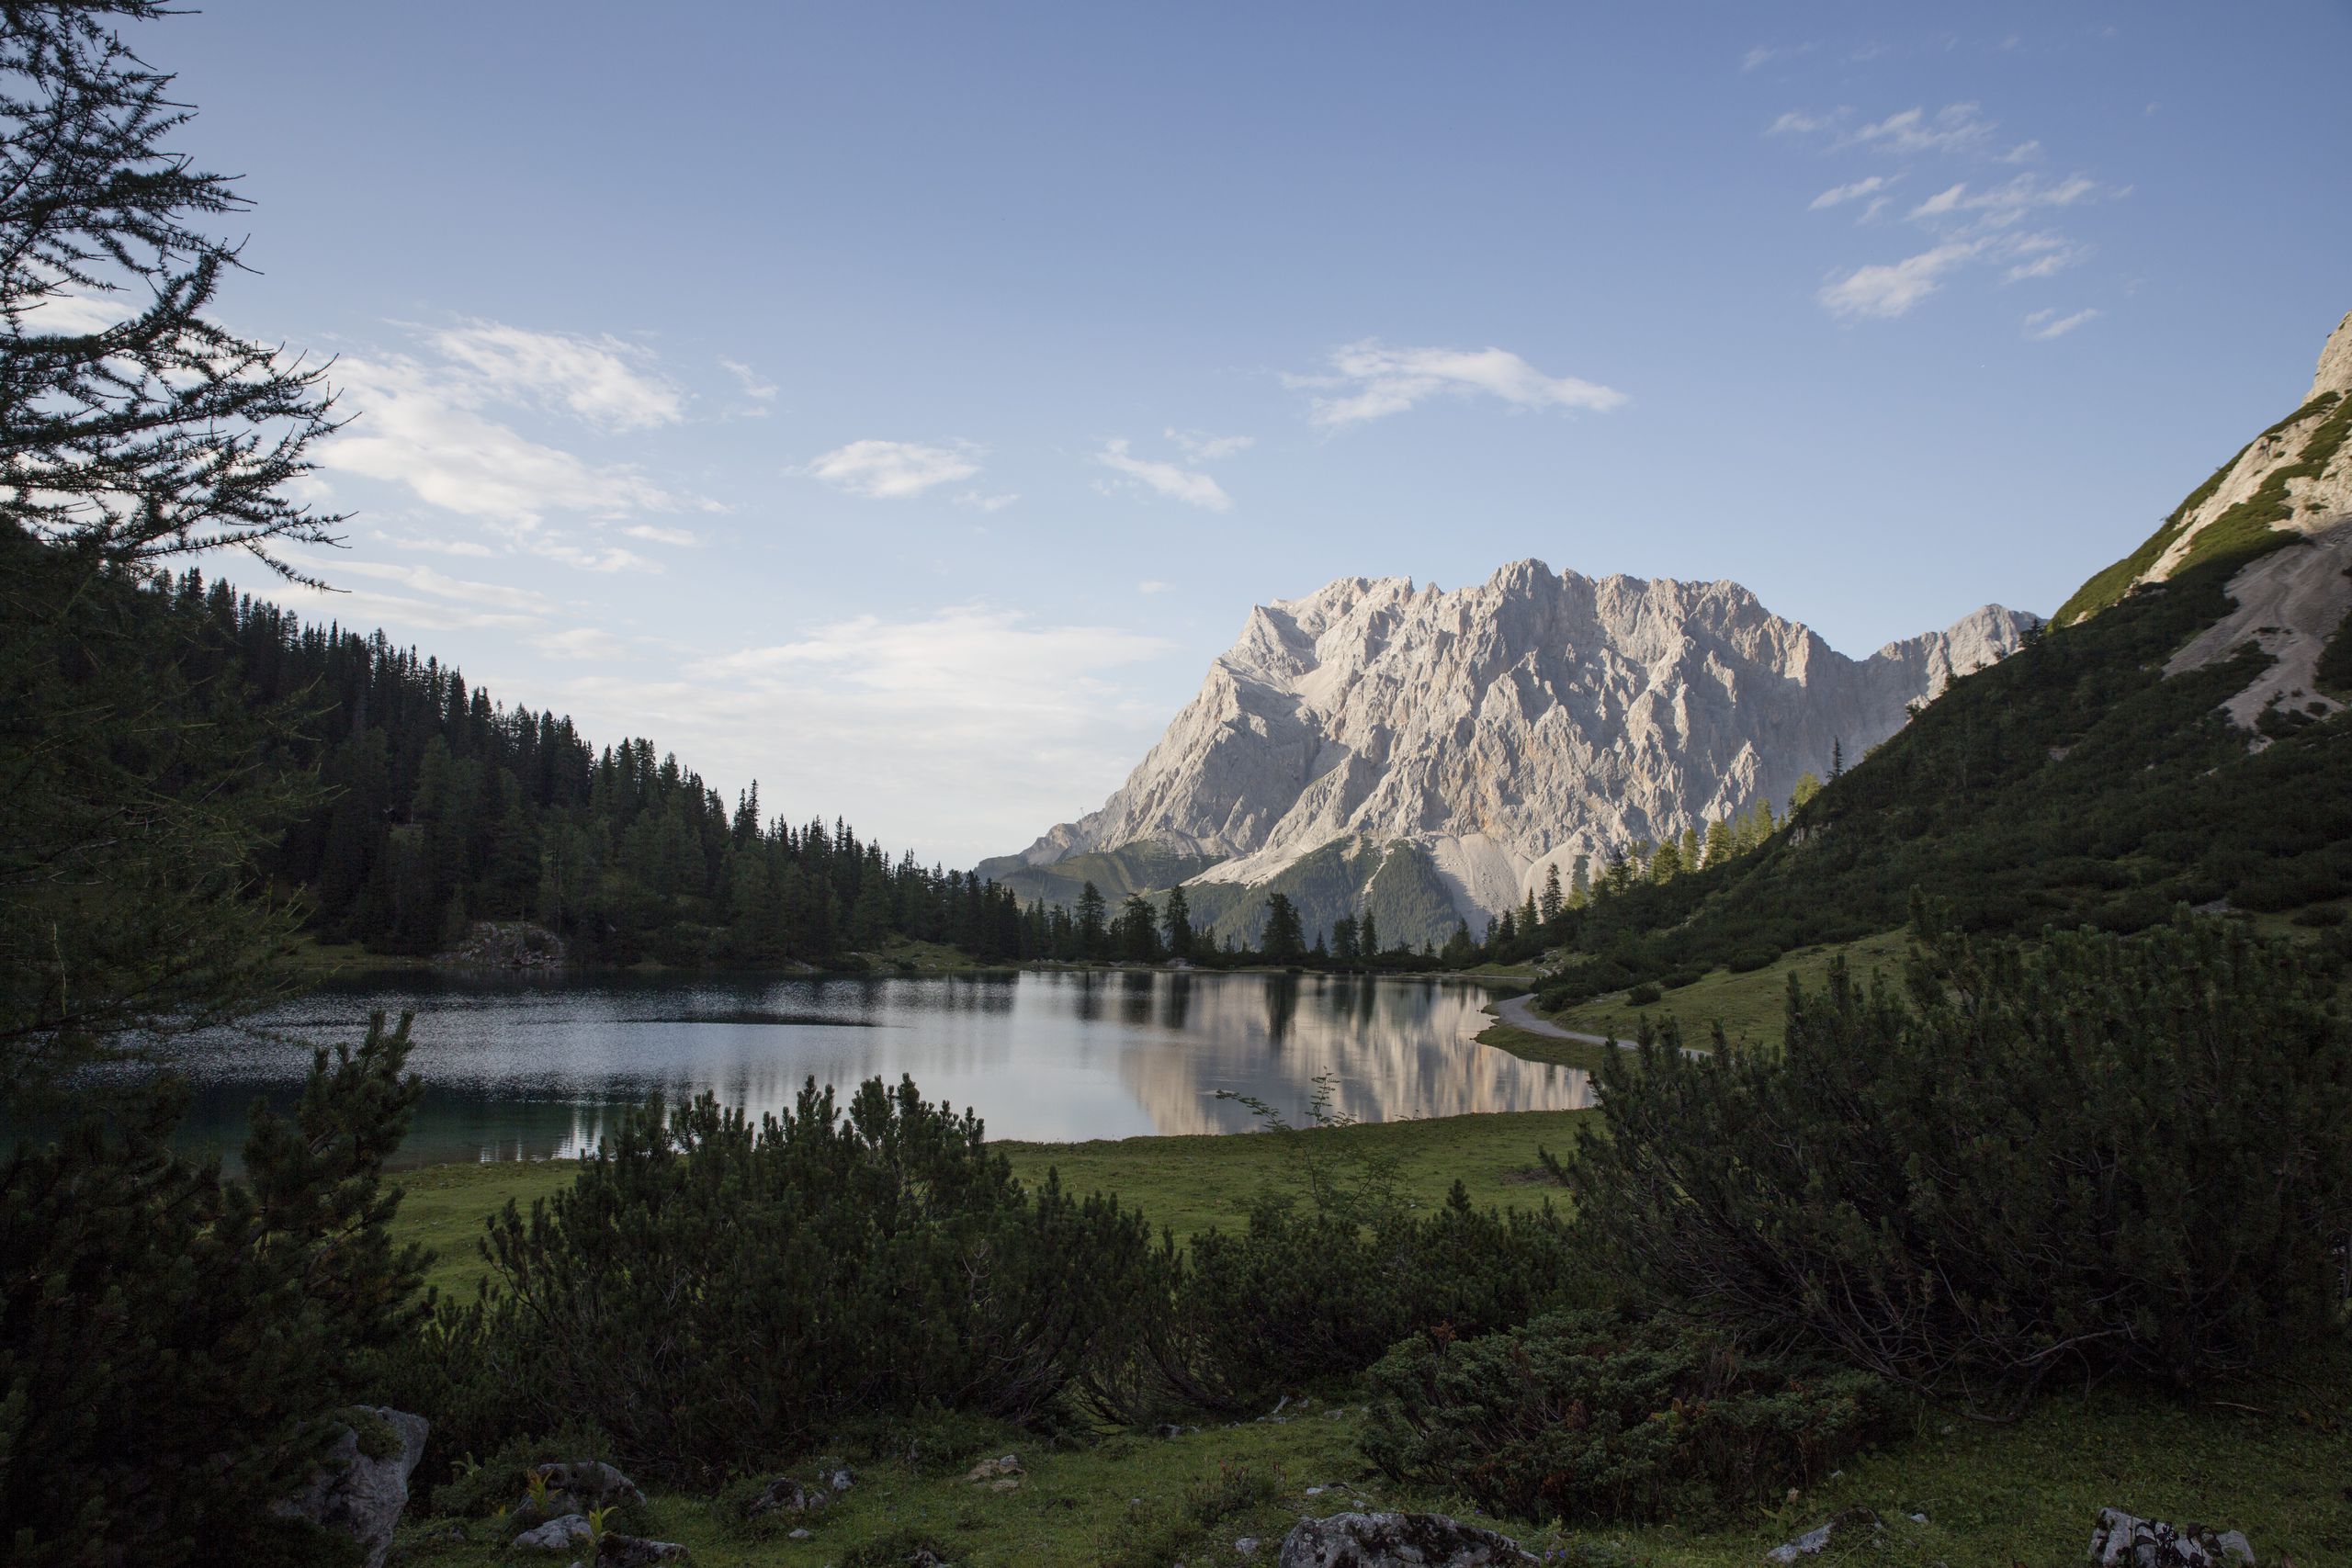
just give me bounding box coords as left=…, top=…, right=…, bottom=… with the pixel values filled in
left=1167, top=428, right=1255, bottom=461
left=1844, top=102, right=1996, bottom=154
left=377, top=530, right=494, bottom=558
left=955, top=491, right=1018, bottom=513
left=537, top=626, right=630, bottom=660
left=1809, top=175, right=1894, bottom=210
left=1818, top=241, right=1985, bottom=319
left=1908, top=172, right=2095, bottom=223
left=1098, top=438, right=1232, bottom=512
left=427, top=321, right=684, bottom=431
left=1137, top=580, right=1174, bottom=595
left=324, top=352, right=686, bottom=528
left=794, top=439, right=982, bottom=500
left=719, top=357, right=778, bottom=400
left=622, top=523, right=698, bottom=547
left=1768, top=109, right=1838, bottom=136
left=1285, top=341, right=1626, bottom=427
left=2023, top=306, right=2099, bottom=340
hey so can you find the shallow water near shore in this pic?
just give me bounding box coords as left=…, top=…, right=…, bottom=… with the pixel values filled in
left=142, top=969, right=1593, bottom=1168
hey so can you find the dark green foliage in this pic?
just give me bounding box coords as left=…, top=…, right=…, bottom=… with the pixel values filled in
left=1623, top=983, right=1662, bottom=1007
left=1138, top=1181, right=1578, bottom=1412
left=1362, top=1311, right=1907, bottom=1525
left=1095, top=1459, right=1287, bottom=1568
left=404, top=1077, right=1166, bottom=1487
left=1564, top=919, right=2352, bottom=1410
left=1551, top=550, right=2352, bottom=989
left=0, top=1016, right=426, bottom=1565
left=2317, top=570, right=2352, bottom=695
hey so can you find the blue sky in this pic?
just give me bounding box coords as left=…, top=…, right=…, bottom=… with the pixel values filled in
left=163, top=1, right=2351, bottom=864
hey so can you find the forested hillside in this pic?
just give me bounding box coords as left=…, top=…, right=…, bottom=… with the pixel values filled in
left=141, top=568, right=1033, bottom=965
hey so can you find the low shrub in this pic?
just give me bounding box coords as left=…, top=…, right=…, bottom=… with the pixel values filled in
left=1623, top=983, right=1663, bottom=1007
left=1362, top=1310, right=1907, bottom=1524
left=1724, top=946, right=1780, bottom=973
left=1096, top=1461, right=1287, bottom=1568
left=401, top=1077, right=1169, bottom=1486
left=1134, top=1181, right=1579, bottom=1412
left=1563, top=916, right=2352, bottom=1410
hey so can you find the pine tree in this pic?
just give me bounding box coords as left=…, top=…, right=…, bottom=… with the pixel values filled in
left=1163, top=884, right=1193, bottom=960
left=1540, top=863, right=1564, bottom=925
left=1359, top=908, right=1380, bottom=964
left=1261, top=893, right=1306, bottom=963
left=1074, top=881, right=1108, bottom=958
left=1703, top=818, right=1734, bottom=867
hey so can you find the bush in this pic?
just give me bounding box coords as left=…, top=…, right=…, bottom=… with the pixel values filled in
left=1134, top=1181, right=1579, bottom=1412
left=1724, top=946, right=1780, bottom=973
left=1564, top=917, right=2352, bottom=1409
left=0, top=1017, right=427, bottom=1566
left=403, top=1077, right=1168, bottom=1486
left=1363, top=1311, right=1907, bottom=1524
left=1623, top=983, right=1663, bottom=1007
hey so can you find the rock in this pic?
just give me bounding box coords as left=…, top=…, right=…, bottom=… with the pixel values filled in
left=600, top=1534, right=691, bottom=1566
left=1155, top=1423, right=1201, bottom=1439
left=964, top=1453, right=1023, bottom=1483
left=789, top=1528, right=812, bottom=1540
left=2088, top=1507, right=2256, bottom=1566
left=827, top=1464, right=854, bottom=1493
left=533, top=1459, right=647, bottom=1511
left=1236, top=1538, right=1261, bottom=1557
left=747, top=1476, right=824, bottom=1518
left=988, top=562, right=2038, bottom=943
left=1767, top=1507, right=1880, bottom=1562
left=1278, top=1511, right=1537, bottom=1567
left=513, top=1514, right=592, bottom=1552
left=277, top=1405, right=429, bottom=1568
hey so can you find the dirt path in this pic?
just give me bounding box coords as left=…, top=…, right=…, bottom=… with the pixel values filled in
left=1492, top=992, right=1625, bottom=1048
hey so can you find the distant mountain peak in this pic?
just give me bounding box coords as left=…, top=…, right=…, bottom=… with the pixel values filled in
left=992, top=561, right=2037, bottom=942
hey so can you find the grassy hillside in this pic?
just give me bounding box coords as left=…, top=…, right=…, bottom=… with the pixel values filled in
left=387, top=1118, right=2352, bottom=1568
left=1544, top=929, right=1914, bottom=1048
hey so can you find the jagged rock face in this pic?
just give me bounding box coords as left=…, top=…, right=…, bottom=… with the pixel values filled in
left=2143, top=310, right=2352, bottom=587
left=1012, top=560, right=2035, bottom=926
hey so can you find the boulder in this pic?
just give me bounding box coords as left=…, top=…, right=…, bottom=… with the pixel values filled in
left=1278, top=1511, right=1536, bottom=1567
left=746, top=1476, right=824, bottom=1518
left=534, top=1459, right=648, bottom=1511
left=2089, top=1508, right=2256, bottom=1567
left=512, top=1513, right=592, bottom=1552
left=963, top=1453, right=1023, bottom=1483
left=277, top=1406, right=429, bottom=1568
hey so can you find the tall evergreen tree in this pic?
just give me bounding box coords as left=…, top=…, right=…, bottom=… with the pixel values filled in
left=1260, top=892, right=1306, bottom=963
left=1163, top=883, right=1193, bottom=959
left=1540, top=863, right=1564, bottom=925
left=1074, top=880, right=1108, bottom=958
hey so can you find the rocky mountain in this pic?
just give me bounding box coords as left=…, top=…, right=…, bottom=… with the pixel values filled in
left=985, top=564, right=2036, bottom=946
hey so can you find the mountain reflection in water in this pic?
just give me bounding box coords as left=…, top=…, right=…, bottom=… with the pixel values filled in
left=146, top=969, right=1595, bottom=1168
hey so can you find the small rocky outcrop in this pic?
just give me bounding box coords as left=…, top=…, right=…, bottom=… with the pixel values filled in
left=277, top=1405, right=428, bottom=1568
left=511, top=1513, right=591, bottom=1552
left=599, top=1533, right=692, bottom=1565
left=532, top=1459, right=647, bottom=1512
left=1278, top=1511, right=1536, bottom=1567
left=440, top=919, right=567, bottom=970
left=2089, top=1507, right=2256, bottom=1567
left=746, top=1475, right=824, bottom=1518
left=1767, top=1507, right=1881, bottom=1562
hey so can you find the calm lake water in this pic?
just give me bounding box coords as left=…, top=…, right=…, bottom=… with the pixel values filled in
left=150, top=970, right=1595, bottom=1167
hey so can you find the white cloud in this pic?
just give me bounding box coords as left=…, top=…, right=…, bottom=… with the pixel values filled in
left=1846, top=103, right=1996, bottom=154
left=1809, top=175, right=1893, bottom=210
left=2000, top=139, right=2043, bottom=164
left=324, top=354, right=684, bottom=527
left=955, top=490, right=1018, bottom=513
left=1285, top=341, right=1626, bottom=427
left=794, top=439, right=982, bottom=500
left=2023, top=307, right=2099, bottom=340
left=2000, top=231, right=2089, bottom=281
left=719, top=357, right=778, bottom=400
left=427, top=321, right=684, bottom=431
left=1817, top=241, right=1985, bottom=319
left=1098, top=438, right=1232, bottom=511
left=537, top=626, right=630, bottom=660
left=1167, top=428, right=1255, bottom=461
left=1768, top=109, right=1837, bottom=136
left=1136, top=580, right=1173, bottom=595
left=23, top=284, right=131, bottom=333
left=1908, top=173, right=2097, bottom=224
left=312, top=557, right=555, bottom=613
left=377, top=530, right=494, bottom=558
left=531, top=538, right=654, bottom=573
left=254, top=581, right=543, bottom=635
left=622, top=523, right=697, bottom=547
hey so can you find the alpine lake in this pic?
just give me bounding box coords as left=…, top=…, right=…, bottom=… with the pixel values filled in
left=155, top=968, right=1596, bottom=1168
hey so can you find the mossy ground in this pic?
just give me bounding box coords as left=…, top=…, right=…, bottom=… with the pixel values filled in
left=385, top=1108, right=2351, bottom=1566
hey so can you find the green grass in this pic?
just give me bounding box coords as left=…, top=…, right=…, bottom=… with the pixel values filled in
left=392, top=1111, right=1589, bottom=1302
left=383, top=1108, right=2352, bottom=1567
left=388, top=1343, right=2352, bottom=1567
left=1543, top=930, right=1915, bottom=1049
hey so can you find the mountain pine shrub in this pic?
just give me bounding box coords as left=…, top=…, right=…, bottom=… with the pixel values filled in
left=1362, top=1310, right=1908, bottom=1524
left=1563, top=917, right=2352, bottom=1412
left=403, top=1077, right=1167, bottom=1487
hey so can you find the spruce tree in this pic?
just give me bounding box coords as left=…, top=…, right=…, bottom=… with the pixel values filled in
left=1260, top=892, right=1306, bottom=963
left=1358, top=908, right=1380, bottom=964
left=1163, top=883, right=1193, bottom=959
left=1540, top=864, right=1564, bottom=925
left=1074, top=881, right=1108, bottom=958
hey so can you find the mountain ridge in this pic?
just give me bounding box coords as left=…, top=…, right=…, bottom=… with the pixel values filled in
left=988, top=561, right=2035, bottom=942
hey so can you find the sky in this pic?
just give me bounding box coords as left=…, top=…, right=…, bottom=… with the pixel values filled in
left=148, top=1, right=2352, bottom=866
